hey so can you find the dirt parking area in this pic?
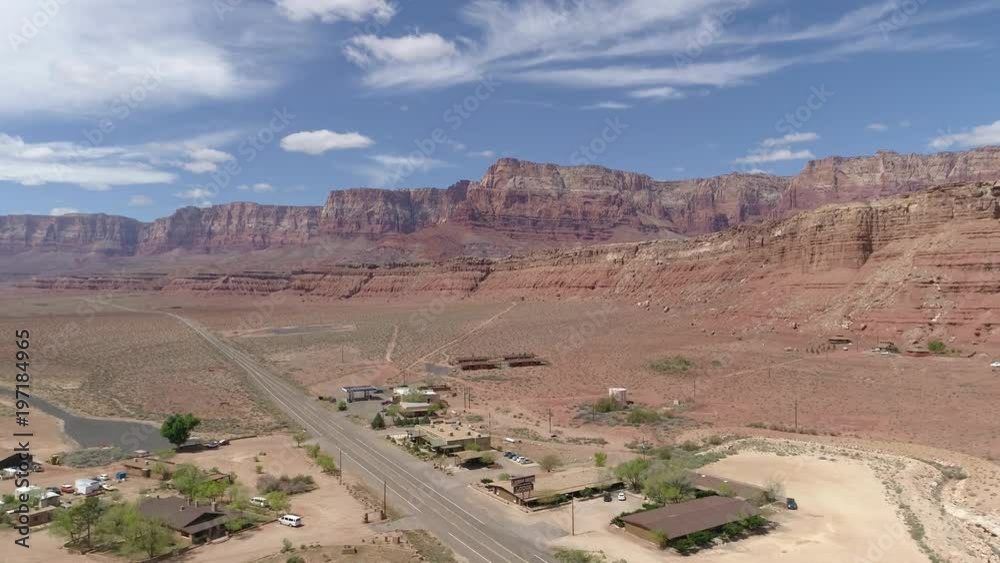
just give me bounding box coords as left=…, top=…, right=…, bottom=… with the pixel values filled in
left=549, top=450, right=927, bottom=563
left=171, top=434, right=373, bottom=563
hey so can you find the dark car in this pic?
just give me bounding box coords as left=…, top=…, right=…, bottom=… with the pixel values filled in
left=786, top=498, right=798, bottom=510
left=603, top=493, right=612, bottom=502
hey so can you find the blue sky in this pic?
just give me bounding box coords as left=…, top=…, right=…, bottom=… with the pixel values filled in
left=2, top=0, right=999, bottom=221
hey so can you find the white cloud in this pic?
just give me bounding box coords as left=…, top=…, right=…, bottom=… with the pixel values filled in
left=867, top=123, right=888, bottom=132
left=343, top=0, right=991, bottom=96
left=189, top=148, right=234, bottom=163
left=761, top=132, right=819, bottom=147
left=237, top=183, right=275, bottom=193
left=345, top=33, right=458, bottom=66
left=0, top=133, right=177, bottom=190
left=128, top=195, right=154, bottom=206
left=734, top=149, right=816, bottom=164
left=50, top=207, right=80, bottom=216
left=467, top=150, right=496, bottom=158
left=628, top=86, right=684, bottom=99
left=929, top=120, right=1000, bottom=149
left=276, top=0, right=396, bottom=23
left=0, top=0, right=282, bottom=116
left=182, top=161, right=219, bottom=174
left=581, top=101, right=632, bottom=110
left=281, top=130, right=374, bottom=155
left=175, top=188, right=215, bottom=200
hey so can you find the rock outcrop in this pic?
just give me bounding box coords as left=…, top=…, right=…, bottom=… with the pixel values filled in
left=3, top=147, right=999, bottom=257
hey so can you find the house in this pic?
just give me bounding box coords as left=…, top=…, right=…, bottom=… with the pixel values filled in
left=486, top=467, right=622, bottom=506
left=398, top=402, right=432, bottom=418
left=621, top=496, right=759, bottom=543
left=139, top=497, right=233, bottom=544
left=413, top=422, right=490, bottom=454
left=24, top=506, right=58, bottom=527
left=40, top=491, right=62, bottom=508
left=75, top=478, right=100, bottom=495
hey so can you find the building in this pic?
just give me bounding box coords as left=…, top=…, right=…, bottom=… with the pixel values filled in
left=139, top=497, right=233, bottom=544
left=0, top=453, right=31, bottom=471
left=413, top=422, right=490, bottom=454
left=40, top=491, right=62, bottom=508
left=342, top=385, right=381, bottom=403
left=486, top=467, right=622, bottom=506
left=392, top=387, right=440, bottom=403
left=608, top=387, right=628, bottom=405
left=398, top=402, right=432, bottom=418
left=621, top=496, right=759, bottom=543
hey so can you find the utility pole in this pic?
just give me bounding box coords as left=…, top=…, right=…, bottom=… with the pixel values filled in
left=794, top=399, right=799, bottom=433
left=571, top=498, right=575, bottom=536
left=693, top=375, right=698, bottom=404
left=381, top=480, right=387, bottom=520
left=339, top=448, right=343, bottom=483
left=547, top=409, right=552, bottom=434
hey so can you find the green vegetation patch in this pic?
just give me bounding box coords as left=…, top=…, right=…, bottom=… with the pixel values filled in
left=649, top=355, right=694, bottom=374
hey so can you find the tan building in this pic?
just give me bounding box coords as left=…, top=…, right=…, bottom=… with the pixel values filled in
left=414, top=423, right=490, bottom=454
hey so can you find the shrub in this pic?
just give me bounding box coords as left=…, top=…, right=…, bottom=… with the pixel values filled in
left=649, top=355, right=693, bottom=374
left=257, top=474, right=316, bottom=495
left=499, top=473, right=511, bottom=481
left=593, top=451, right=608, bottom=467
left=371, top=413, right=386, bottom=430
left=706, top=434, right=724, bottom=446
left=539, top=453, right=563, bottom=472
left=337, top=401, right=348, bottom=411
left=316, top=454, right=337, bottom=474
left=305, top=444, right=320, bottom=459
left=680, top=440, right=700, bottom=452
left=593, top=397, right=619, bottom=413
left=287, top=557, right=305, bottom=563
left=927, top=340, right=947, bottom=354
left=281, top=538, right=293, bottom=553
left=627, top=408, right=661, bottom=425
left=652, top=529, right=670, bottom=549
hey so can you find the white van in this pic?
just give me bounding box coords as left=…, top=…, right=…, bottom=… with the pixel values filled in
left=250, top=497, right=269, bottom=508
left=279, top=514, right=303, bottom=527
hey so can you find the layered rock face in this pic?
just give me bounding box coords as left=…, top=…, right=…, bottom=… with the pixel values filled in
left=3, top=148, right=999, bottom=257
left=0, top=214, right=144, bottom=255
left=140, top=203, right=322, bottom=254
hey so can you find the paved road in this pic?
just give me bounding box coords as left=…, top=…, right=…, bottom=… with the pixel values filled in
left=168, top=313, right=558, bottom=563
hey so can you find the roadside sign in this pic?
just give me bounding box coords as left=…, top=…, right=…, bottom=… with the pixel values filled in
left=510, top=475, right=535, bottom=495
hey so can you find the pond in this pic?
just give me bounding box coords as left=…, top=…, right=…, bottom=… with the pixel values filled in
left=32, top=396, right=170, bottom=452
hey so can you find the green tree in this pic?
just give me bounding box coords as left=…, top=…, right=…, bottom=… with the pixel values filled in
left=371, top=412, right=386, bottom=430
left=480, top=453, right=496, bottom=466
left=614, top=458, right=651, bottom=492
left=305, top=444, right=320, bottom=459
left=160, top=413, right=201, bottom=448
left=266, top=491, right=290, bottom=512
left=196, top=478, right=228, bottom=502
left=51, top=496, right=104, bottom=547
left=593, top=451, right=608, bottom=468
left=292, top=430, right=308, bottom=448
left=539, top=453, right=563, bottom=472
left=172, top=464, right=208, bottom=502
left=99, top=502, right=174, bottom=558
left=337, top=400, right=348, bottom=411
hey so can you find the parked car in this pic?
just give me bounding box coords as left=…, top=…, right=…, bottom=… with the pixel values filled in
left=603, top=493, right=612, bottom=502
left=504, top=452, right=516, bottom=459
left=279, top=514, right=303, bottom=527
left=96, top=474, right=109, bottom=482
left=250, top=497, right=270, bottom=509
left=617, top=492, right=627, bottom=501
left=60, top=484, right=74, bottom=494
left=786, top=498, right=798, bottom=510
left=205, top=440, right=220, bottom=449
left=991, top=361, right=1000, bottom=369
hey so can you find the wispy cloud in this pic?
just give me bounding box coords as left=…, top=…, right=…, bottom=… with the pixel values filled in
left=930, top=120, right=1000, bottom=149
left=467, top=150, right=496, bottom=158
left=581, top=101, right=632, bottom=110
left=761, top=132, right=818, bottom=147
left=628, top=86, right=684, bottom=100
left=275, top=0, right=396, bottom=23
left=734, top=148, right=815, bottom=164
left=867, top=123, right=889, bottom=132
left=237, top=182, right=275, bottom=193
left=49, top=207, right=80, bottom=216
